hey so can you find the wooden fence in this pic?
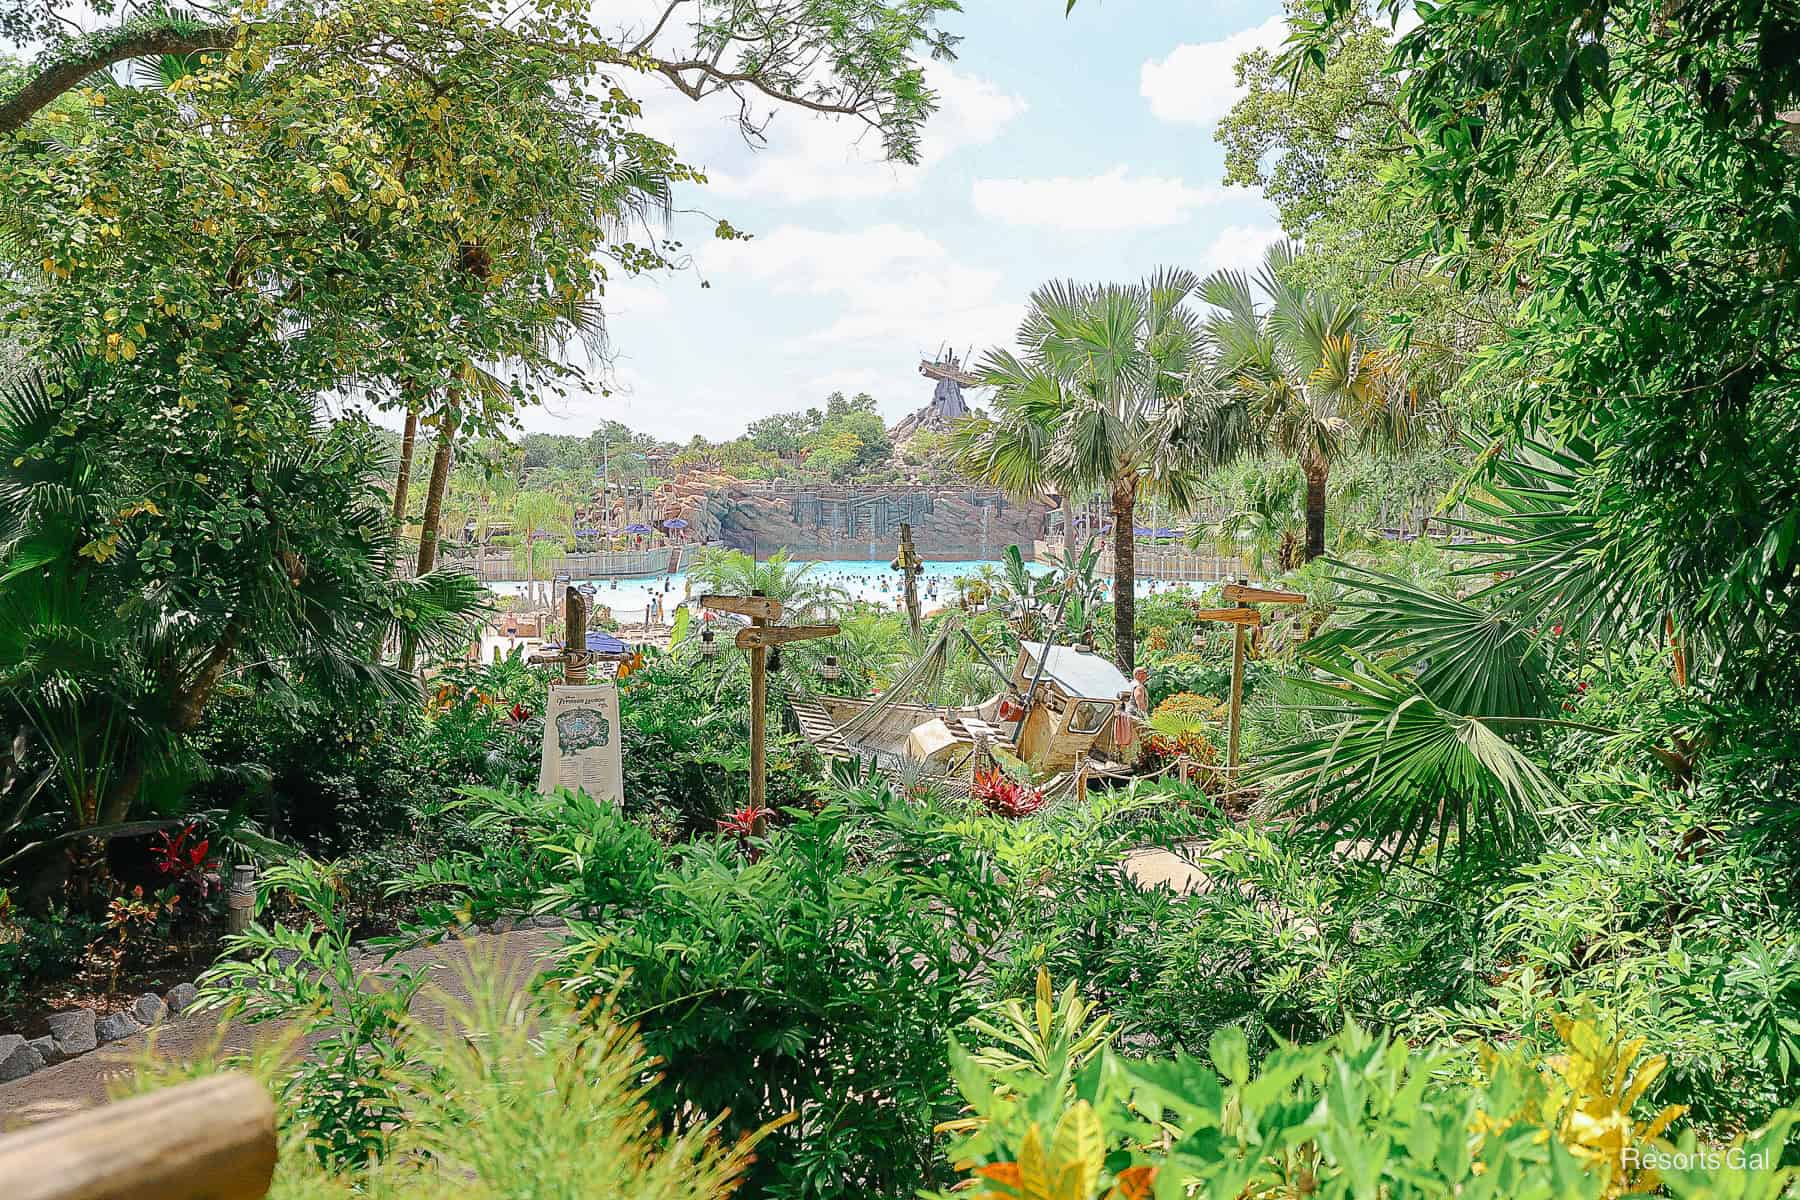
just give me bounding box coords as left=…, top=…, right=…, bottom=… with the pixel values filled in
left=1, top=1074, right=276, bottom=1200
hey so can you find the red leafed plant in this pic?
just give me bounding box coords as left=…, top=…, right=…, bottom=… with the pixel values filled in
left=153, top=822, right=213, bottom=881
left=718, top=802, right=774, bottom=860
left=972, top=768, right=1045, bottom=818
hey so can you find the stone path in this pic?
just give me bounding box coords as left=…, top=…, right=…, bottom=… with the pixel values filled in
left=2, top=846, right=1215, bottom=1131
left=1121, top=843, right=1214, bottom=893
left=0, top=928, right=560, bottom=1130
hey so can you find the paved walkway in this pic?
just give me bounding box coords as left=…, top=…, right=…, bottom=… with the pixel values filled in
left=2, top=846, right=1215, bottom=1130
left=0, top=928, right=559, bottom=1129
left=1121, top=843, right=1214, bottom=893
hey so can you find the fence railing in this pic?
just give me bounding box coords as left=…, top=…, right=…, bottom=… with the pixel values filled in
left=1, top=1073, right=276, bottom=1200
left=1035, top=538, right=1246, bottom=583
left=438, top=542, right=708, bottom=582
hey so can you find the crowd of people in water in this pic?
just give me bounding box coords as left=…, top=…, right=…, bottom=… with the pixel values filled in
left=564, top=561, right=1189, bottom=630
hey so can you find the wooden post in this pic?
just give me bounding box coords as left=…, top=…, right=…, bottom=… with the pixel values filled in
left=749, top=603, right=768, bottom=834
left=894, top=522, right=923, bottom=641
left=1189, top=584, right=1308, bottom=779
left=1228, top=622, right=1247, bottom=771
left=1, top=1073, right=277, bottom=1200
left=226, top=862, right=255, bottom=935
left=565, top=585, right=588, bottom=686
left=697, top=594, right=835, bottom=837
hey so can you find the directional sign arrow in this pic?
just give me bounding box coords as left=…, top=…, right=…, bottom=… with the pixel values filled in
left=1189, top=607, right=1264, bottom=627
left=1220, top=584, right=1308, bottom=606
left=699, top=594, right=784, bottom=622
left=735, top=623, right=840, bottom=649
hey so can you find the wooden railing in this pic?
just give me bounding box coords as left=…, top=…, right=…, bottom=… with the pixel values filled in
left=1, top=1074, right=276, bottom=1200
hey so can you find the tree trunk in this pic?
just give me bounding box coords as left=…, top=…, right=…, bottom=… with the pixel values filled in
left=391, top=399, right=419, bottom=537
left=401, top=404, right=459, bottom=673
left=1110, top=475, right=1138, bottom=675
left=1303, top=460, right=1328, bottom=562
left=414, top=405, right=459, bottom=578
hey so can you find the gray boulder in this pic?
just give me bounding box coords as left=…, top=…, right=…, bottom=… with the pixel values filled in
left=163, top=982, right=199, bottom=1014
left=28, top=1035, right=59, bottom=1065
left=96, top=1010, right=144, bottom=1044
left=46, top=1008, right=97, bottom=1056
left=0, top=1035, right=44, bottom=1082
left=131, top=993, right=169, bottom=1026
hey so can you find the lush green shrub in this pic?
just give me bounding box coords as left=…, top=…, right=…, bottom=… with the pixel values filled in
left=556, top=783, right=1010, bottom=1200
left=940, top=984, right=1800, bottom=1199
left=617, top=650, right=822, bottom=837
left=0, top=900, right=104, bottom=1008
left=394, top=784, right=667, bottom=928
left=153, top=966, right=766, bottom=1198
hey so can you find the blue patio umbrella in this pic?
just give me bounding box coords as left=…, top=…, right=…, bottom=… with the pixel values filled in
left=623, top=523, right=653, bottom=534
left=663, top=518, right=689, bottom=529
left=543, top=632, right=629, bottom=656
left=585, top=631, right=628, bottom=655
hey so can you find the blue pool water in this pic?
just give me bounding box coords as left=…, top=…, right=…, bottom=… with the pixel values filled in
left=486, top=557, right=1191, bottom=621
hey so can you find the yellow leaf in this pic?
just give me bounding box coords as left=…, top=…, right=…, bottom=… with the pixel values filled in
left=1050, top=1102, right=1103, bottom=1199
left=1017, top=1125, right=1053, bottom=1200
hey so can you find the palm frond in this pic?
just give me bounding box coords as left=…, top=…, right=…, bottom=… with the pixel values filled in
left=1304, top=561, right=1551, bottom=719
left=1256, top=655, right=1558, bottom=861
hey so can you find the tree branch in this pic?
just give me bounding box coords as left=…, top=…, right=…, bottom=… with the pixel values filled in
left=652, top=58, right=879, bottom=126
left=0, top=18, right=235, bottom=135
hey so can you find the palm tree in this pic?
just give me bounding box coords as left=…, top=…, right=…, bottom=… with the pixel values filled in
left=506, top=491, right=574, bottom=607
left=820, top=609, right=912, bottom=694
left=1200, top=240, right=1423, bottom=562
left=954, top=269, right=1242, bottom=672
left=1194, top=462, right=1308, bottom=576
left=407, top=154, right=675, bottom=592
left=0, top=370, right=486, bottom=870
left=686, top=548, right=846, bottom=623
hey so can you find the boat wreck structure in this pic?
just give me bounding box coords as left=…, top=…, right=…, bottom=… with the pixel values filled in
left=786, top=621, right=1136, bottom=800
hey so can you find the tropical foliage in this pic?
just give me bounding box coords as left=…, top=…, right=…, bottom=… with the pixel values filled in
left=954, top=270, right=1241, bottom=673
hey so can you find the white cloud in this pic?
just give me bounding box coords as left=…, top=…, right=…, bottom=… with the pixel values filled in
left=971, top=166, right=1245, bottom=231
left=1140, top=16, right=1287, bottom=126
left=1195, top=224, right=1285, bottom=278
left=699, top=224, right=1021, bottom=358
left=633, top=62, right=1026, bottom=204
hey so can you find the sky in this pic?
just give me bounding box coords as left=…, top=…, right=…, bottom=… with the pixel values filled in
left=523, top=0, right=1289, bottom=443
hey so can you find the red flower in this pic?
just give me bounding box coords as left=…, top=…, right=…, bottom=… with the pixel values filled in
left=717, top=803, right=773, bottom=838
left=509, top=701, right=531, bottom=722
left=972, top=768, right=1045, bottom=818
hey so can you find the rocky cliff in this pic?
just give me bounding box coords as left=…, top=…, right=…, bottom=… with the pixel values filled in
left=655, top=475, right=1048, bottom=561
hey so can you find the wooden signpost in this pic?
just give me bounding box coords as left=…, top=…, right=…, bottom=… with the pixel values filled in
left=891, top=522, right=925, bottom=641
left=699, top=592, right=838, bottom=833
left=529, top=585, right=634, bottom=804
left=529, top=585, right=638, bottom=680
left=1193, top=581, right=1308, bottom=773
